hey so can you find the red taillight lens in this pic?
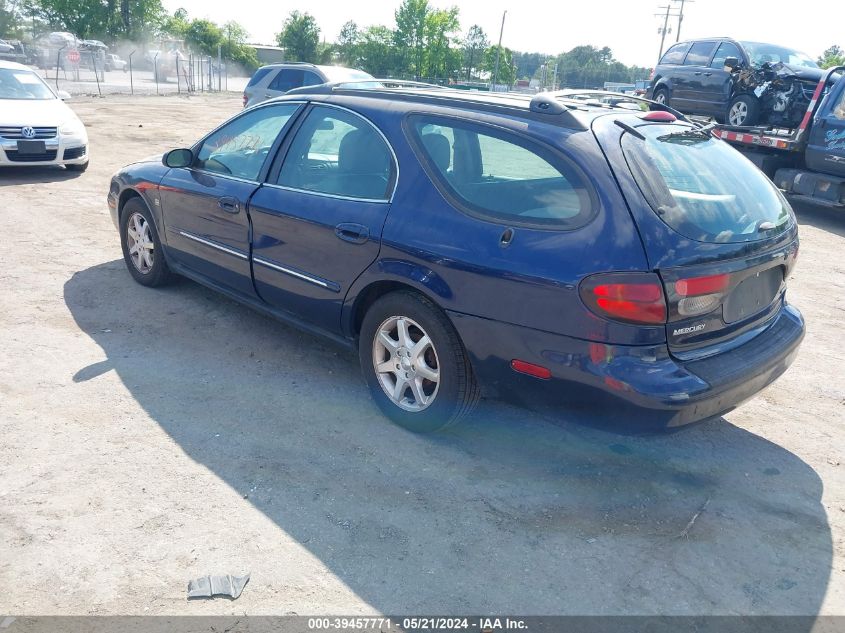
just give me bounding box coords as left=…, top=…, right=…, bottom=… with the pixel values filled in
left=675, top=273, right=729, bottom=296
left=672, top=273, right=730, bottom=318
left=648, top=68, right=655, bottom=80
left=580, top=273, right=667, bottom=325
left=243, top=93, right=248, bottom=107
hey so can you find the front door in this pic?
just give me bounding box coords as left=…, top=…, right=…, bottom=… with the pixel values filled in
left=806, top=79, right=845, bottom=178
left=159, top=102, right=302, bottom=296
left=248, top=104, right=397, bottom=333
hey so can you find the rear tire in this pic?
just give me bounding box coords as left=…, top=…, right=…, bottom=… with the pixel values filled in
left=727, top=94, right=760, bottom=126
left=119, top=198, right=172, bottom=287
left=359, top=291, right=480, bottom=433
left=653, top=87, right=670, bottom=106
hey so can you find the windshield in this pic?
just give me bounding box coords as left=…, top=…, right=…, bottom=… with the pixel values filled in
left=740, top=41, right=818, bottom=68
left=0, top=68, right=56, bottom=100
left=621, top=123, right=792, bottom=243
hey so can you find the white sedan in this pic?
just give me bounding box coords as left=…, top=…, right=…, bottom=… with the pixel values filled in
left=0, top=60, right=89, bottom=171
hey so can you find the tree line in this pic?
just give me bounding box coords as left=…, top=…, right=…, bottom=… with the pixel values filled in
left=1, top=0, right=653, bottom=85
left=277, top=1, right=652, bottom=87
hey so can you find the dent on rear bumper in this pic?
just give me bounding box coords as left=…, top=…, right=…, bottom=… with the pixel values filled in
left=448, top=304, right=804, bottom=427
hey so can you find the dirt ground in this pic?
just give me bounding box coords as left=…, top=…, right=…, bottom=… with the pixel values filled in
left=0, top=94, right=843, bottom=617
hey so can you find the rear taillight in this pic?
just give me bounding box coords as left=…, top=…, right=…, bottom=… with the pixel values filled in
left=580, top=273, right=667, bottom=325
left=648, top=67, right=655, bottom=80
left=673, top=273, right=729, bottom=318
left=243, top=93, right=248, bottom=107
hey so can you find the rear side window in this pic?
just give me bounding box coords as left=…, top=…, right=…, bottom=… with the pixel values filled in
left=660, top=42, right=690, bottom=65
left=684, top=41, right=716, bottom=66
left=710, top=41, right=742, bottom=68
left=247, top=67, right=273, bottom=87
left=277, top=105, right=395, bottom=200
left=409, top=116, right=595, bottom=229
left=620, top=123, right=792, bottom=243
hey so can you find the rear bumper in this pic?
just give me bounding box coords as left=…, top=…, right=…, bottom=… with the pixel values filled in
left=449, top=304, right=805, bottom=429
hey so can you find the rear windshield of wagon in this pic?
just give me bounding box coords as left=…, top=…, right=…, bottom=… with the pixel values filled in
left=620, top=123, right=792, bottom=243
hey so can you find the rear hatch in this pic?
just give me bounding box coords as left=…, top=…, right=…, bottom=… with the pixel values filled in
left=592, top=113, right=799, bottom=358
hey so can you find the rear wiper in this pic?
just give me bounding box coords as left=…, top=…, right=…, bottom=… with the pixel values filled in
left=657, top=122, right=718, bottom=142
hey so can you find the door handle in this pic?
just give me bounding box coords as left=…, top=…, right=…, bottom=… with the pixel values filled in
left=704, top=72, right=713, bottom=76
left=694, top=71, right=702, bottom=75
left=217, top=196, right=240, bottom=214
left=335, top=223, right=369, bottom=244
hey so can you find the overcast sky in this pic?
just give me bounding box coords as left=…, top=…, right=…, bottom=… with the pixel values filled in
left=161, top=0, right=839, bottom=68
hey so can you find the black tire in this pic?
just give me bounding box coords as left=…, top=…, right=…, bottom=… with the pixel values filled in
left=119, top=197, right=172, bottom=287
left=727, top=94, right=760, bottom=126
left=65, top=161, right=88, bottom=172
left=359, top=291, right=480, bottom=433
left=652, top=87, right=670, bottom=107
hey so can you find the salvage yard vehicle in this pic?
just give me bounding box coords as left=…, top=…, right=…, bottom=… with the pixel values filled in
left=0, top=60, right=88, bottom=171
left=107, top=84, right=804, bottom=432
left=711, top=65, right=845, bottom=208
left=243, top=63, right=375, bottom=108
left=648, top=38, right=828, bottom=127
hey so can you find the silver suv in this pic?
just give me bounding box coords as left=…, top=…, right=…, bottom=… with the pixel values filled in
left=242, top=63, right=375, bottom=108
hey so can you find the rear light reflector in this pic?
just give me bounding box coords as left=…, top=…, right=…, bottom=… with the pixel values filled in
left=673, top=273, right=730, bottom=317
left=580, top=273, right=667, bottom=325
left=511, top=360, right=552, bottom=379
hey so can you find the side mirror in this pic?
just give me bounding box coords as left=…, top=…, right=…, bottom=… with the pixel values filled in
left=57, top=89, right=71, bottom=100
left=163, top=148, right=193, bottom=168
left=723, top=56, right=740, bottom=71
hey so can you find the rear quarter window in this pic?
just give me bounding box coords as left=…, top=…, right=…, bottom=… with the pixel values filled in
left=660, top=43, right=691, bottom=65
left=247, top=67, right=273, bottom=87
left=407, top=115, right=596, bottom=230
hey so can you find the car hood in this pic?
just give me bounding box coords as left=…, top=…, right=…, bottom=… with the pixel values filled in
left=781, top=64, right=826, bottom=82
left=0, top=97, right=80, bottom=127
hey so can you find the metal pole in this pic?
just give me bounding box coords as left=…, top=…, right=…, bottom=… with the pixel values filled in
left=91, top=51, right=101, bottom=96
left=676, top=0, right=686, bottom=42
left=154, top=52, right=160, bottom=95
left=56, top=44, right=66, bottom=88
left=128, top=50, right=135, bottom=95
left=217, top=44, right=222, bottom=92
left=176, top=56, right=180, bottom=94
left=492, top=10, right=506, bottom=91
left=658, top=5, right=671, bottom=60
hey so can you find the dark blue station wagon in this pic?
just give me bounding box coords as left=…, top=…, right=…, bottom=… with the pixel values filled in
left=107, top=85, right=804, bottom=432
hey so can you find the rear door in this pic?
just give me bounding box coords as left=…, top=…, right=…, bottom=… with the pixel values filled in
left=676, top=41, right=716, bottom=113
left=806, top=77, right=845, bottom=178
left=247, top=103, right=397, bottom=334
left=592, top=114, right=799, bottom=357
left=158, top=102, right=302, bottom=296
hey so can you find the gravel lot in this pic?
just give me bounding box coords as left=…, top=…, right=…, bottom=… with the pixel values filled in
left=0, top=94, right=843, bottom=617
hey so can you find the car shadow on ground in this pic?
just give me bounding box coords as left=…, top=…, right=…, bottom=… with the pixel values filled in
left=0, top=166, right=82, bottom=186
left=63, top=260, right=831, bottom=616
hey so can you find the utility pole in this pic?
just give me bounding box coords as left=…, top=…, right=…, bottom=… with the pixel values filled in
left=655, top=5, right=674, bottom=60
left=492, top=10, right=507, bottom=91
left=675, top=0, right=693, bottom=42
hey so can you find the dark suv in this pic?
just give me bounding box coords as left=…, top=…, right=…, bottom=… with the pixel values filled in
left=648, top=38, right=824, bottom=126
left=107, top=85, right=804, bottom=432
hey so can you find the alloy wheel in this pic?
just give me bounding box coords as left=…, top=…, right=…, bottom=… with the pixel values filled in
left=729, top=101, right=748, bottom=126
left=372, top=315, right=440, bottom=412
left=126, top=212, right=154, bottom=274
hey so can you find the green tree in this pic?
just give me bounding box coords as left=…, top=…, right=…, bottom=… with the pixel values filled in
left=818, top=44, right=845, bottom=69
left=357, top=25, right=396, bottom=77
left=462, top=24, right=487, bottom=80
left=222, top=20, right=258, bottom=72
left=337, top=20, right=359, bottom=66
left=185, top=18, right=223, bottom=56
left=276, top=10, right=319, bottom=62
left=161, top=7, right=190, bottom=37
left=394, top=0, right=428, bottom=77
left=483, top=44, right=514, bottom=86
left=0, top=0, right=23, bottom=37
left=422, top=6, right=459, bottom=79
